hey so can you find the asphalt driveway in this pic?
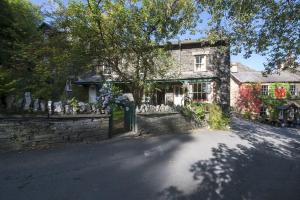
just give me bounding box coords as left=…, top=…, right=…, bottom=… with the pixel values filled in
left=1, top=118, right=300, bottom=200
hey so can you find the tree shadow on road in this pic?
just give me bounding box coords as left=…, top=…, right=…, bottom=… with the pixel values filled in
left=158, top=118, right=300, bottom=200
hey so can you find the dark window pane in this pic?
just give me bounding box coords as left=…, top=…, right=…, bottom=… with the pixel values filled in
left=193, top=84, right=197, bottom=93
left=202, top=93, right=207, bottom=100
left=202, top=83, right=207, bottom=92
left=193, top=93, right=197, bottom=100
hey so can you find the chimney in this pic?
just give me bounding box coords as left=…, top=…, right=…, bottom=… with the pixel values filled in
left=231, top=62, right=238, bottom=73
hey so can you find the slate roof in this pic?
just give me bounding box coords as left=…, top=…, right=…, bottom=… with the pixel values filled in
left=75, top=75, right=103, bottom=85
left=278, top=100, right=300, bottom=109
left=173, top=71, right=216, bottom=80
left=231, top=62, right=257, bottom=72
left=232, top=71, right=300, bottom=83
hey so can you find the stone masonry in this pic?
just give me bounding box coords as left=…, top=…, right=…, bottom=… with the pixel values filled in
left=170, top=41, right=231, bottom=112
left=137, top=112, right=199, bottom=135
left=0, top=115, right=110, bottom=152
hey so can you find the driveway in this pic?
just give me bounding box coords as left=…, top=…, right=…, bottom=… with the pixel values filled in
left=1, top=118, right=300, bottom=200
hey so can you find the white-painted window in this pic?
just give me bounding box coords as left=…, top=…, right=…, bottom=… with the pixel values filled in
left=190, top=82, right=209, bottom=101
left=261, top=85, right=269, bottom=95
left=102, top=65, right=112, bottom=75
left=290, top=84, right=296, bottom=96
left=194, top=55, right=206, bottom=72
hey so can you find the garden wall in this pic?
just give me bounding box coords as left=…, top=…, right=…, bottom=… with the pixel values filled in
left=137, top=112, right=199, bottom=135
left=0, top=115, right=110, bottom=152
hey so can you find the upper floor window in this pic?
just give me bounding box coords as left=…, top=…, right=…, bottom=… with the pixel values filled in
left=98, top=64, right=112, bottom=75
left=290, top=84, right=296, bottom=96
left=103, top=65, right=112, bottom=75
left=261, top=85, right=269, bottom=95
left=194, top=55, right=206, bottom=72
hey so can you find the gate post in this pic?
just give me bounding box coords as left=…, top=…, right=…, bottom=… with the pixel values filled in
left=124, top=102, right=137, bottom=132
left=108, top=111, right=113, bottom=138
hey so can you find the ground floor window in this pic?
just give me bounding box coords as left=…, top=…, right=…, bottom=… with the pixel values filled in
left=260, top=106, right=267, bottom=117
left=261, top=85, right=269, bottom=96
left=279, top=110, right=284, bottom=120
left=190, top=82, right=209, bottom=102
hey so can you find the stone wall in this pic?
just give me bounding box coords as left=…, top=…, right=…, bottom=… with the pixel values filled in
left=137, top=112, right=199, bottom=135
left=0, top=115, right=110, bottom=152
left=170, top=41, right=231, bottom=112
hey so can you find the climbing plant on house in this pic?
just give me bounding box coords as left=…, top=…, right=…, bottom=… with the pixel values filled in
left=260, top=95, right=286, bottom=121
left=236, top=83, right=262, bottom=119
left=268, top=83, right=290, bottom=99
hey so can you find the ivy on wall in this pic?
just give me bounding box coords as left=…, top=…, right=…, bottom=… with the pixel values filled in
left=268, top=83, right=290, bottom=99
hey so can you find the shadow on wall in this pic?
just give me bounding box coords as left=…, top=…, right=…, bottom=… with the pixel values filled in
left=137, top=113, right=197, bottom=135
left=157, top=118, right=300, bottom=200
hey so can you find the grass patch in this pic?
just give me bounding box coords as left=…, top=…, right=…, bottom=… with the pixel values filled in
left=113, top=108, right=124, bottom=121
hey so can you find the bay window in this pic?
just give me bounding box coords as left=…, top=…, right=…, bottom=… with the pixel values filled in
left=190, top=82, right=209, bottom=101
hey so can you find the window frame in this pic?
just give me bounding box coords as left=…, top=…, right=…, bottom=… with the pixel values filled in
left=190, top=82, right=209, bottom=102
left=194, top=55, right=206, bottom=72
left=290, top=84, right=296, bottom=96
left=260, top=106, right=268, bottom=117
left=102, top=65, right=112, bottom=75
left=261, top=85, right=269, bottom=96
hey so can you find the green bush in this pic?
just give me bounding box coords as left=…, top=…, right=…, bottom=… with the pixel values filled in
left=190, top=102, right=207, bottom=120
left=207, top=104, right=230, bottom=130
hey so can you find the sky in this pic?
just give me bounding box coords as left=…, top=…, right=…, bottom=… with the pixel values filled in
left=30, top=0, right=267, bottom=71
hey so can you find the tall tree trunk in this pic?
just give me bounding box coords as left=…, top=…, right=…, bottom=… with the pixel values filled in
left=131, top=85, right=144, bottom=106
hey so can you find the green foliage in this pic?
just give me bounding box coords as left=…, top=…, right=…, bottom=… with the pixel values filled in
left=0, top=0, right=94, bottom=103
left=113, top=106, right=124, bottom=121
left=190, top=102, right=208, bottom=120
left=200, top=0, right=300, bottom=71
left=111, top=85, right=123, bottom=98
left=185, top=102, right=230, bottom=130
left=260, top=95, right=286, bottom=121
left=61, top=0, right=197, bottom=104
left=0, top=68, right=18, bottom=96
left=0, top=0, right=43, bottom=101
left=0, top=0, right=42, bottom=67
left=207, top=104, right=230, bottom=130
left=69, top=97, right=79, bottom=112
left=268, top=83, right=290, bottom=98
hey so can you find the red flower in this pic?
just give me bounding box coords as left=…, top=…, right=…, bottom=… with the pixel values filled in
left=274, top=87, right=286, bottom=98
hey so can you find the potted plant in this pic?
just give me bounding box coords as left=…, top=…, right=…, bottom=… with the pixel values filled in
left=69, top=97, right=79, bottom=114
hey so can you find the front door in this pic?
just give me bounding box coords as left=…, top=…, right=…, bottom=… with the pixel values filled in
left=173, top=85, right=184, bottom=106
left=89, top=85, right=97, bottom=103
left=156, top=89, right=165, bottom=105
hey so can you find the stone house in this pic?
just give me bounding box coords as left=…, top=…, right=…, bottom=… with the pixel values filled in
left=76, top=40, right=231, bottom=111
left=230, top=62, right=300, bottom=120
left=231, top=62, right=300, bottom=107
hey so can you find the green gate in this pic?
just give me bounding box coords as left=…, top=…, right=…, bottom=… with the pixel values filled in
left=124, top=102, right=137, bottom=132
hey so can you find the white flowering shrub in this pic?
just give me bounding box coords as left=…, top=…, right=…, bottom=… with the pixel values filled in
left=97, top=83, right=130, bottom=114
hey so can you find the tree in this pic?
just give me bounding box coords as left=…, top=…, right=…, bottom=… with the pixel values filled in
left=199, top=0, right=300, bottom=72
left=58, top=0, right=197, bottom=104
left=236, top=83, right=262, bottom=118
left=0, top=0, right=42, bottom=67
left=0, top=0, right=85, bottom=106
left=0, top=0, right=42, bottom=106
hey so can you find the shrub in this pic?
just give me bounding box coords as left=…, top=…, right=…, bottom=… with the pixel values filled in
left=207, top=104, right=230, bottom=130
left=236, top=83, right=262, bottom=118
left=190, top=102, right=207, bottom=120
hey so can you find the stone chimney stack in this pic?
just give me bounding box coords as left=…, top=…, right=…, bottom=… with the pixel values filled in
left=231, top=62, right=238, bottom=73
